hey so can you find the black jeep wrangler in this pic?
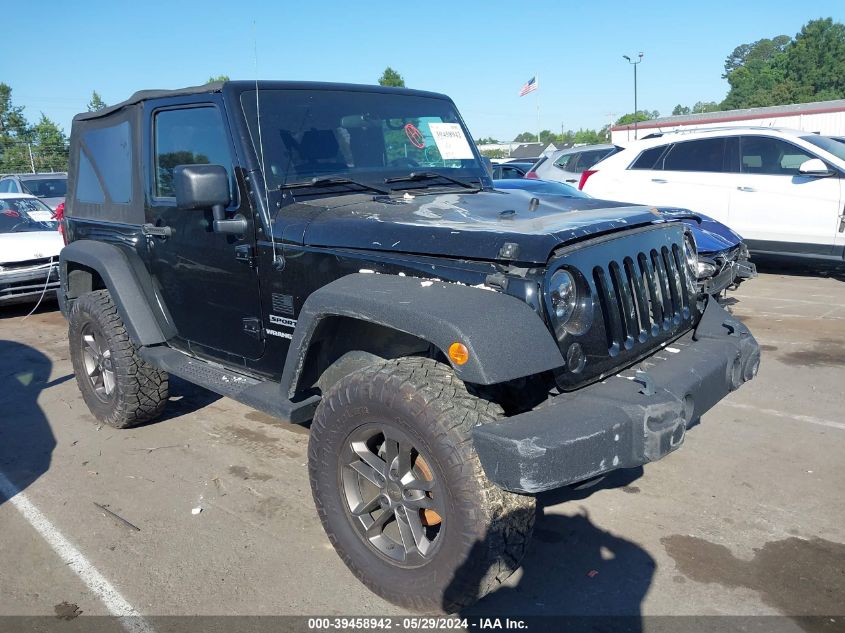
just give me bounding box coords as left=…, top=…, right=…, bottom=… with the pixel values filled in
left=59, top=81, right=760, bottom=612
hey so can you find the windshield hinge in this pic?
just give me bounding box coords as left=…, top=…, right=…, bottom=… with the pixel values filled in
left=235, top=244, right=256, bottom=268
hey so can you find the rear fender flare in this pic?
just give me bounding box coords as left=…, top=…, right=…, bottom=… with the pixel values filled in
left=59, top=240, right=173, bottom=346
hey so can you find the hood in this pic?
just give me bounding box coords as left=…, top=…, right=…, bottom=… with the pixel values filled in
left=0, top=231, right=64, bottom=264
left=290, top=189, right=695, bottom=264
left=688, top=213, right=743, bottom=255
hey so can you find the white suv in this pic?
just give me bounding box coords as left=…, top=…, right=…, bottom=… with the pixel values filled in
left=580, top=127, right=845, bottom=263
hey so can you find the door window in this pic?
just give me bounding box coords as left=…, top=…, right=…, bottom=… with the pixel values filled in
left=575, top=148, right=614, bottom=171
left=662, top=138, right=726, bottom=172
left=740, top=136, right=815, bottom=176
left=153, top=106, right=235, bottom=199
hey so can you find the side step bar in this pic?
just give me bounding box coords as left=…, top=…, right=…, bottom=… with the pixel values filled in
left=139, top=347, right=319, bottom=425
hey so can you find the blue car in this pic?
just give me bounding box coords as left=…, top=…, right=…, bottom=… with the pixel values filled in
left=493, top=179, right=756, bottom=296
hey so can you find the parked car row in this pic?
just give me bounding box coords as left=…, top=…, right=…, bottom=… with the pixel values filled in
left=0, top=193, right=63, bottom=305
left=0, top=172, right=67, bottom=211
left=491, top=178, right=755, bottom=296
left=579, top=127, right=845, bottom=265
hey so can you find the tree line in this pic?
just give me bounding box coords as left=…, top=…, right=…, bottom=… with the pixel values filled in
left=500, top=17, right=845, bottom=152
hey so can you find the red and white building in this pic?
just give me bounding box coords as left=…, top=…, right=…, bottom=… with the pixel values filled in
left=611, top=99, right=845, bottom=144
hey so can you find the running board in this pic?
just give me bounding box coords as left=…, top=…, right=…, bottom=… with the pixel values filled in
left=139, top=347, right=319, bottom=425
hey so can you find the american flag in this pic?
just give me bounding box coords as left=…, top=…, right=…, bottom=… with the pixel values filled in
left=519, top=76, right=538, bottom=97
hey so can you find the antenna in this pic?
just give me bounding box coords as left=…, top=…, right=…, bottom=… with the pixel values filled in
left=253, top=20, right=280, bottom=267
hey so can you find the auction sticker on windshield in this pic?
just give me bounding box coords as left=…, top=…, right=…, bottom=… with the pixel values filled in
left=428, top=122, right=473, bottom=160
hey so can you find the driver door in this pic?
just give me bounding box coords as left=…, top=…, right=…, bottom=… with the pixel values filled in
left=144, top=99, right=264, bottom=361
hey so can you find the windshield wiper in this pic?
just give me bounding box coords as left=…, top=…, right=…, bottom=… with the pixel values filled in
left=383, top=171, right=480, bottom=190
left=283, top=176, right=390, bottom=196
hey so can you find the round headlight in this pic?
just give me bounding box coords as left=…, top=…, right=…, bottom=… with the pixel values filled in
left=549, top=270, right=577, bottom=324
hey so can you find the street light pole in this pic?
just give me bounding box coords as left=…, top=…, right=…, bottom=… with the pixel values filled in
left=623, top=52, right=644, bottom=140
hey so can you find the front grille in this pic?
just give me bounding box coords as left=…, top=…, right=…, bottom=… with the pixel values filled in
left=592, top=244, right=692, bottom=356
left=548, top=223, right=700, bottom=391
left=2, top=257, right=53, bottom=270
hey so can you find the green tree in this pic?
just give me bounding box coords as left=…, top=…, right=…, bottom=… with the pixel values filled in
left=615, top=110, right=660, bottom=126
left=721, top=19, right=845, bottom=109
left=781, top=18, right=845, bottom=102
left=0, top=83, right=33, bottom=173
left=672, top=104, right=691, bottom=116
left=692, top=101, right=721, bottom=113
left=513, top=132, right=538, bottom=142
left=474, top=137, right=500, bottom=145
left=207, top=75, right=230, bottom=83
left=87, top=91, right=107, bottom=112
left=378, top=67, right=405, bottom=88
left=30, top=114, right=68, bottom=172
left=722, top=35, right=790, bottom=78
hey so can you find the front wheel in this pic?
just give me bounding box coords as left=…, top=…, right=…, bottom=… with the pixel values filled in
left=308, top=358, right=535, bottom=612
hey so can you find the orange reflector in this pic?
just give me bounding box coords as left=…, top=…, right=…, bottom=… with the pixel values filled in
left=448, top=342, right=469, bottom=365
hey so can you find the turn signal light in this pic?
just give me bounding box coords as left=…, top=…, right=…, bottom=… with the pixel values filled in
left=448, top=342, right=469, bottom=365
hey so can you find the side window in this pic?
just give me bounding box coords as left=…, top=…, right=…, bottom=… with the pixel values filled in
left=554, top=153, right=576, bottom=170
left=630, top=145, right=666, bottom=170
left=577, top=149, right=612, bottom=170
left=0, top=180, right=9, bottom=193
left=662, top=138, right=726, bottom=172
left=79, top=121, right=132, bottom=203
left=740, top=136, right=815, bottom=176
left=154, top=106, right=234, bottom=199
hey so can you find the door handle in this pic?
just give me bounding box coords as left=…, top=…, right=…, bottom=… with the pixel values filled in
left=736, top=186, right=756, bottom=192
left=142, top=223, right=172, bottom=238
left=838, top=215, right=845, bottom=233
left=565, top=179, right=577, bottom=183
left=651, top=178, right=668, bottom=184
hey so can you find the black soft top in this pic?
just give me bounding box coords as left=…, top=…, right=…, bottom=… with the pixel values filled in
left=73, top=80, right=451, bottom=121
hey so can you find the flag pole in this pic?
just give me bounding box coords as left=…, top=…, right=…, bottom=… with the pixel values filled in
left=536, top=73, right=540, bottom=144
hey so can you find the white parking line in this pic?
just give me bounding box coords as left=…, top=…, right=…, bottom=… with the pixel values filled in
left=0, top=471, right=156, bottom=633
left=722, top=402, right=845, bottom=431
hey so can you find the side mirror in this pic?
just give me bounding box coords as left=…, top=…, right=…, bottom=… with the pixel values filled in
left=797, top=158, right=833, bottom=177
left=173, top=164, right=246, bottom=235
left=174, top=164, right=230, bottom=210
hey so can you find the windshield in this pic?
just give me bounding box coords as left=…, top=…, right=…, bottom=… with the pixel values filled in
left=21, top=177, right=67, bottom=198
left=801, top=135, right=845, bottom=163
left=0, top=198, right=58, bottom=233
left=240, top=89, right=486, bottom=191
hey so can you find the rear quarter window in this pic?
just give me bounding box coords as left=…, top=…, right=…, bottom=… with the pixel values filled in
left=77, top=121, right=132, bottom=203
left=629, top=145, right=666, bottom=170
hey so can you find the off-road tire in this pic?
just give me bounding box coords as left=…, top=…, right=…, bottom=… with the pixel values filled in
left=68, top=290, right=168, bottom=428
left=309, top=357, right=535, bottom=613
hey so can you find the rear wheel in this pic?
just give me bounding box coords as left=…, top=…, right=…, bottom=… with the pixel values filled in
left=68, top=290, right=168, bottom=428
left=309, top=357, right=535, bottom=612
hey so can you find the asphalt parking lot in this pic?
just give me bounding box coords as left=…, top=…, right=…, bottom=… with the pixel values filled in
left=0, top=267, right=843, bottom=627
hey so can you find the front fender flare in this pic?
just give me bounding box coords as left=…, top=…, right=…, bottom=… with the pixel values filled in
left=280, top=273, right=564, bottom=397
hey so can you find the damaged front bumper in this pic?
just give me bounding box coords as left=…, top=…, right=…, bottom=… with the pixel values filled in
left=0, top=261, right=60, bottom=305
left=472, top=298, right=760, bottom=493
left=699, top=247, right=757, bottom=296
